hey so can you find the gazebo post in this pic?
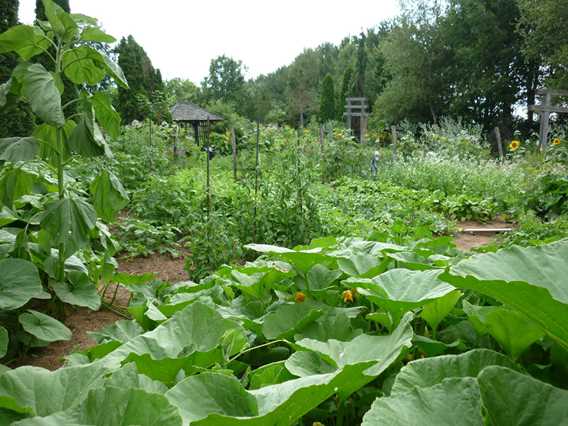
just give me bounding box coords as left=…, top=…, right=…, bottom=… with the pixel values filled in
left=193, top=122, right=199, bottom=145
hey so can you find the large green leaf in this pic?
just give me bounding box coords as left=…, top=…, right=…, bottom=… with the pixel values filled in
left=0, top=137, right=39, bottom=162
left=18, top=310, right=71, bottom=343
left=62, top=46, right=127, bottom=88
left=463, top=301, right=544, bottom=359
left=88, top=320, right=144, bottom=344
left=0, top=25, right=50, bottom=61
left=248, top=361, right=295, bottom=390
left=13, top=63, right=64, bottom=126
left=245, top=244, right=335, bottom=273
left=362, top=378, right=483, bottom=426
left=90, top=92, right=121, bottom=138
left=42, top=0, right=78, bottom=41
left=442, top=239, right=568, bottom=350
left=0, top=259, right=50, bottom=311
left=347, top=269, right=455, bottom=326
left=80, top=27, right=116, bottom=43
left=0, top=364, right=107, bottom=416
left=287, top=313, right=414, bottom=398
left=167, top=371, right=344, bottom=426
left=52, top=274, right=101, bottom=311
left=260, top=302, right=324, bottom=340
left=62, top=46, right=106, bottom=86
left=478, top=366, right=568, bottom=426
left=390, top=349, right=518, bottom=395
left=90, top=169, right=128, bottom=222
left=67, top=111, right=112, bottom=158
left=101, top=302, right=244, bottom=376
left=14, top=386, right=182, bottom=426
left=40, top=197, right=97, bottom=258
left=33, top=121, right=76, bottom=165
left=421, top=290, right=463, bottom=333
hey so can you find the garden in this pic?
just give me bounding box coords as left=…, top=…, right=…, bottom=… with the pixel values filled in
left=0, top=0, right=568, bottom=425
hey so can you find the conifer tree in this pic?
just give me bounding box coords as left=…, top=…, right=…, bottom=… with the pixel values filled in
left=0, top=0, right=33, bottom=137
left=319, top=74, right=336, bottom=123
left=116, top=35, right=165, bottom=123
left=337, top=66, right=353, bottom=121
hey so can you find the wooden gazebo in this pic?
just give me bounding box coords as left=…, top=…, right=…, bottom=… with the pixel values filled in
left=171, top=102, right=223, bottom=145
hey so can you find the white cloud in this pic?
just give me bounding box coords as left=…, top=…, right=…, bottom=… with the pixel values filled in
left=19, top=0, right=399, bottom=83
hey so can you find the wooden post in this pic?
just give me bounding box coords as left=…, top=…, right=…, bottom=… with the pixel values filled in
left=231, top=128, right=238, bottom=182
left=319, top=126, right=324, bottom=152
left=173, top=124, right=179, bottom=158
left=539, top=91, right=552, bottom=150
left=206, top=121, right=211, bottom=221
left=360, top=114, right=367, bottom=144
left=253, top=121, right=260, bottom=242
left=494, top=127, right=503, bottom=161
left=391, top=126, right=398, bottom=159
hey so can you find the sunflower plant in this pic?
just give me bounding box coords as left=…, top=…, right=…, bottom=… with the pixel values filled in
left=0, top=0, right=128, bottom=357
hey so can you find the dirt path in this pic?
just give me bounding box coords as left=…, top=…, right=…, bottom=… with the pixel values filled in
left=454, top=220, right=514, bottom=251
left=12, top=254, right=187, bottom=371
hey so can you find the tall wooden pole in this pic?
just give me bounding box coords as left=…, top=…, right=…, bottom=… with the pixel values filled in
left=253, top=121, right=260, bottom=241
left=494, top=127, right=504, bottom=162
left=391, top=126, right=398, bottom=159
left=231, top=128, right=238, bottom=182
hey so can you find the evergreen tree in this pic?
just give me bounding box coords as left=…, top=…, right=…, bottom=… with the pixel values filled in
left=337, top=66, right=353, bottom=120
left=35, top=0, right=69, bottom=21
left=116, top=35, right=164, bottom=123
left=355, top=32, right=367, bottom=96
left=0, top=0, right=34, bottom=137
left=319, top=74, right=336, bottom=123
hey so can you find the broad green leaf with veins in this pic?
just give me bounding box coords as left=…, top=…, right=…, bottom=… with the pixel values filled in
left=0, top=25, right=50, bottom=61
left=442, top=239, right=568, bottom=350
left=347, top=269, right=455, bottom=326
left=390, top=349, right=518, bottom=395
left=362, top=378, right=483, bottom=426
left=0, top=259, right=50, bottom=311
left=13, top=63, right=64, bottom=126
left=18, top=310, right=71, bottom=343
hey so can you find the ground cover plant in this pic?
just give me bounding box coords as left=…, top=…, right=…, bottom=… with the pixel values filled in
left=0, top=236, right=567, bottom=424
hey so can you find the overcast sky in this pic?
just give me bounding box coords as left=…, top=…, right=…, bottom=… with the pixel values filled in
left=19, top=0, right=400, bottom=84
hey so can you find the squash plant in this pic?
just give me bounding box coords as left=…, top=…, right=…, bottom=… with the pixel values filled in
left=0, top=0, right=128, bottom=358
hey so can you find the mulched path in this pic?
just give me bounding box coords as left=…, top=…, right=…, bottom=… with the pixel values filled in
left=9, top=253, right=187, bottom=371
left=453, top=220, right=514, bottom=251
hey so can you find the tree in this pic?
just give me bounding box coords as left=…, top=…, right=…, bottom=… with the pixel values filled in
left=354, top=33, right=367, bottom=96
left=202, top=55, right=245, bottom=105
left=165, top=78, right=200, bottom=104
left=319, top=74, right=336, bottom=122
left=0, top=0, right=33, bottom=137
left=518, top=0, right=568, bottom=88
left=35, top=0, right=69, bottom=21
left=337, top=66, right=353, bottom=121
left=116, top=35, right=164, bottom=123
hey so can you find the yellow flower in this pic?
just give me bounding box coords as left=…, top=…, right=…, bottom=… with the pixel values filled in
left=294, top=292, right=305, bottom=303
left=509, top=140, right=520, bottom=152
left=552, top=138, right=561, bottom=146
left=342, top=290, right=354, bottom=304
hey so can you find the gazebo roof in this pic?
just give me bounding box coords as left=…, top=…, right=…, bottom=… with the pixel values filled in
left=171, top=102, right=223, bottom=123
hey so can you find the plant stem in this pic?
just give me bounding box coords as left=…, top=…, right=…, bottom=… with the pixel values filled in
left=56, top=127, right=65, bottom=283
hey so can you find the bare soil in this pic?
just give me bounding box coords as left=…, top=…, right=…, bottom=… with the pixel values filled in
left=454, top=220, right=514, bottom=251
left=11, top=253, right=187, bottom=371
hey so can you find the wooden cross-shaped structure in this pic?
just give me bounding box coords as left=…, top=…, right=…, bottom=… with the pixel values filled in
left=344, top=97, right=369, bottom=143
left=528, top=88, right=568, bottom=149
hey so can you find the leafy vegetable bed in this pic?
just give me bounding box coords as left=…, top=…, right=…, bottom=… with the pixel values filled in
left=1, top=236, right=567, bottom=425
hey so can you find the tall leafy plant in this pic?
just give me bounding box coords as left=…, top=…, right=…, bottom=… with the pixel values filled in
left=0, top=0, right=128, bottom=358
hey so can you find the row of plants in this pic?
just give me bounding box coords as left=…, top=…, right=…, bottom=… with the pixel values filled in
left=0, top=235, right=566, bottom=424
left=0, top=1, right=128, bottom=360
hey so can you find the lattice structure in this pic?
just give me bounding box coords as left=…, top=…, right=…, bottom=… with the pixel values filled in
left=344, top=97, right=369, bottom=143
left=528, top=88, right=568, bottom=149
